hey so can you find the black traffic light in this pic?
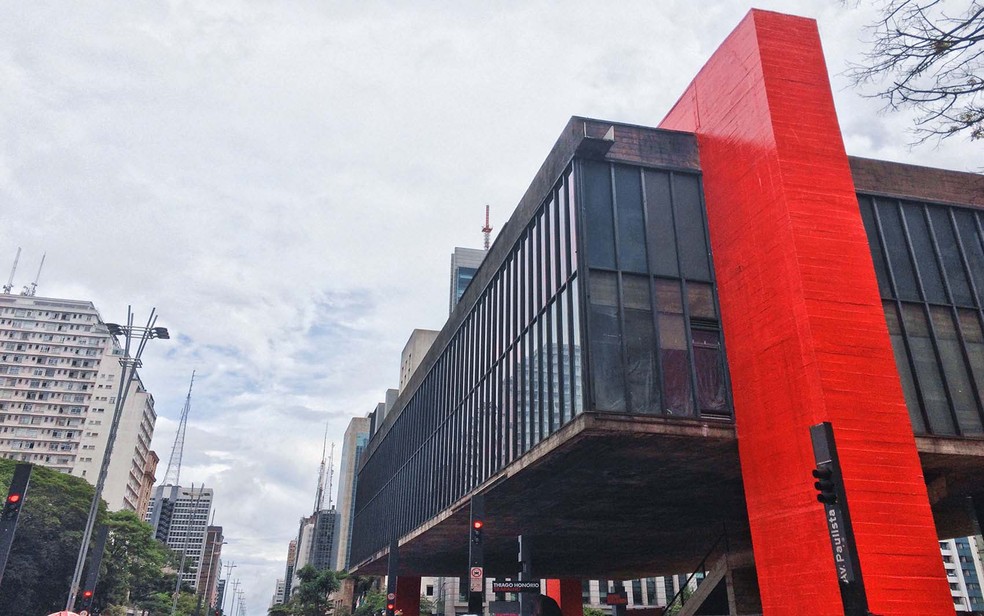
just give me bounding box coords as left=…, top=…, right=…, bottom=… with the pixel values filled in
left=1, top=492, right=22, bottom=520
left=812, top=466, right=837, bottom=505
left=81, top=589, right=94, bottom=608
left=471, top=519, right=484, bottom=544
left=0, top=463, right=31, bottom=587
left=386, top=596, right=396, bottom=616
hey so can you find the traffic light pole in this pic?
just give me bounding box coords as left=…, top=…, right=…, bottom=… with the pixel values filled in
left=467, top=495, right=485, bottom=615
left=0, top=463, right=32, bottom=587
left=80, top=524, right=110, bottom=612
left=810, top=422, right=868, bottom=616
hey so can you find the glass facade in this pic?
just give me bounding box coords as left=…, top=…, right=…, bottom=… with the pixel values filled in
left=859, top=196, right=984, bottom=437
left=351, top=152, right=732, bottom=565
left=580, top=161, right=730, bottom=419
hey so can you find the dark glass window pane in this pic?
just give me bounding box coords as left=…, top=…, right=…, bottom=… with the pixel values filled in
left=858, top=196, right=892, bottom=298
left=570, top=276, right=584, bottom=416
left=959, top=310, right=984, bottom=417
left=877, top=200, right=920, bottom=301
left=615, top=165, right=648, bottom=273
left=884, top=303, right=926, bottom=433
left=954, top=210, right=984, bottom=307
left=558, top=185, right=570, bottom=284
left=655, top=279, right=693, bottom=416
left=531, top=218, right=541, bottom=317
left=929, top=209, right=974, bottom=306
left=902, top=304, right=956, bottom=435
left=645, top=170, right=679, bottom=277
left=568, top=173, right=579, bottom=274
left=687, top=282, right=717, bottom=320
left=672, top=174, right=712, bottom=281
left=931, top=307, right=983, bottom=434
left=902, top=202, right=947, bottom=303
left=693, top=329, right=728, bottom=416
left=622, top=274, right=659, bottom=413
left=558, top=289, right=571, bottom=425
left=551, top=299, right=564, bottom=431
left=588, top=270, right=625, bottom=411
left=582, top=161, right=616, bottom=269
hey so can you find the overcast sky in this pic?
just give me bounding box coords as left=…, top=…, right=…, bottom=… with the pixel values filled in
left=1, top=1, right=978, bottom=612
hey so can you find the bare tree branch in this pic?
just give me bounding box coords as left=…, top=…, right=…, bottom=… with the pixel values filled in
left=848, top=0, right=984, bottom=142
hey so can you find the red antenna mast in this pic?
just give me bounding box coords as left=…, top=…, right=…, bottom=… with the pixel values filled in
left=482, top=204, right=492, bottom=250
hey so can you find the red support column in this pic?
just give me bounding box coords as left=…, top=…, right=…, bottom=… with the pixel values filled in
left=660, top=9, right=952, bottom=616
left=545, top=579, right=583, bottom=616
left=395, top=576, right=421, bottom=616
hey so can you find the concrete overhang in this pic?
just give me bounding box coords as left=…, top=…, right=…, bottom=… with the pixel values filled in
left=350, top=412, right=748, bottom=579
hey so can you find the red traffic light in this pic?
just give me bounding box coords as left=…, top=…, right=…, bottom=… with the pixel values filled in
left=386, top=603, right=395, bottom=611
left=472, top=520, right=483, bottom=529
left=82, top=590, right=94, bottom=598
left=6, top=493, right=20, bottom=504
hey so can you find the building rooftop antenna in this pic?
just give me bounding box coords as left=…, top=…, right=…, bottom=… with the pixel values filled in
left=162, top=371, right=195, bottom=486
left=20, top=252, right=44, bottom=296
left=482, top=204, right=493, bottom=251
left=3, top=247, right=20, bottom=295
left=314, top=422, right=329, bottom=513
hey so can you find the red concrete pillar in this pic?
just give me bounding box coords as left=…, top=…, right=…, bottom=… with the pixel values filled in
left=395, top=576, right=421, bottom=616
left=660, top=9, right=952, bottom=616
left=545, top=579, right=583, bottom=616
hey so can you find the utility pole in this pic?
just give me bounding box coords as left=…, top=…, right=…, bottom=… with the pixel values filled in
left=221, top=562, right=236, bottom=615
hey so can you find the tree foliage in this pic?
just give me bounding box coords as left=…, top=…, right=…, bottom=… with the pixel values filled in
left=271, top=565, right=343, bottom=616
left=0, top=459, right=101, bottom=615
left=848, top=0, right=984, bottom=141
left=353, top=588, right=385, bottom=616
left=0, top=459, right=183, bottom=615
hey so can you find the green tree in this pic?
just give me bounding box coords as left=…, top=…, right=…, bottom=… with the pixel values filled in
left=848, top=1, right=984, bottom=141
left=583, top=607, right=606, bottom=616
left=353, top=588, right=386, bottom=616
left=0, top=459, right=104, bottom=615
left=98, top=509, right=180, bottom=612
left=289, top=565, right=342, bottom=616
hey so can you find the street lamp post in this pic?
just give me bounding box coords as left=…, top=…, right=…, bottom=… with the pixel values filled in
left=65, top=306, right=169, bottom=611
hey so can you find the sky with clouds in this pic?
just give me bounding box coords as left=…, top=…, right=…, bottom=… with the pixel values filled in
left=1, top=0, right=979, bottom=612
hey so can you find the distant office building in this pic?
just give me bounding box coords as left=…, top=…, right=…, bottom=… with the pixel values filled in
left=941, top=537, right=984, bottom=612
left=0, top=294, right=158, bottom=512
left=399, top=330, right=439, bottom=393
left=199, top=525, right=224, bottom=609
left=135, top=449, right=160, bottom=517
left=216, top=578, right=227, bottom=611
left=283, top=539, right=298, bottom=598
left=335, top=415, right=370, bottom=570
left=449, top=247, right=486, bottom=314
left=146, top=484, right=214, bottom=591
left=291, top=508, right=340, bottom=592
left=272, top=578, right=286, bottom=607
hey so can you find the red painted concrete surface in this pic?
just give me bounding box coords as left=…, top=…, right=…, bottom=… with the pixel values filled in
left=660, top=10, right=953, bottom=615
left=546, top=578, right=584, bottom=616
left=395, top=576, right=421, bottom=616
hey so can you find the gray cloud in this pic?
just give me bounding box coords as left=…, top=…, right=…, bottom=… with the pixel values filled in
left=2, top=0, right=978, bottom=610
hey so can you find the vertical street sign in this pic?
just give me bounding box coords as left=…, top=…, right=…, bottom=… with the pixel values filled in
left=810, top=422, right=868, bottom=616
left=0, top=463, right=32, bottom=587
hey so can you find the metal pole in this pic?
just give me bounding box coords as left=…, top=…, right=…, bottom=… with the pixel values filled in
left=67, top=307, right=162, bottom=610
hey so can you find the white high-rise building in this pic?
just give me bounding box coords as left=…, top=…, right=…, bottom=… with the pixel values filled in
left=146, top=484, right=214, bottom=591
left=0, top=294, right=158, bottom=511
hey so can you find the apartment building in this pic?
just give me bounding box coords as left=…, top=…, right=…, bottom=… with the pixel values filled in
left=0, top=294, right=158, bottom=511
